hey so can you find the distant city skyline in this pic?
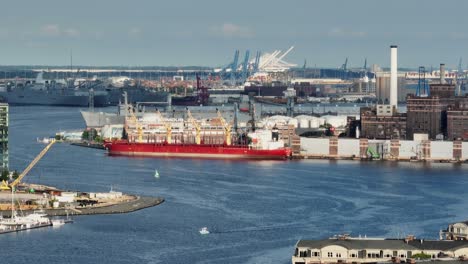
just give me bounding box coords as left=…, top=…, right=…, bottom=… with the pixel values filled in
left=1, top=0, right=467, bottom=69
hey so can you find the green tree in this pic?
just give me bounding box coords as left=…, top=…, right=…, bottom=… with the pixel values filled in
left=0, top=170, right=9, bottom=182
left=94, top=135, right=103, bottom=143
left=12, top=170, right=19, bottom=180
left=82, top=130, right=89, bottom=140
left=412, top=253, right=431, bottom=260
left=82, top=129, right=98, bottom=141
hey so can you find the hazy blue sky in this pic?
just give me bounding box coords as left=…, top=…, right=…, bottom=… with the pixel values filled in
left=1, top=0, right=467, bottom=68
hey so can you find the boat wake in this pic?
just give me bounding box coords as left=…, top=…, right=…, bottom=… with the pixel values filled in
left=208, top=223, right=304, bottom=234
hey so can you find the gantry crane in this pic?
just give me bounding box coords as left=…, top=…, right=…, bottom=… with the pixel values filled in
left=127, top=106, right=143, bottom=142
left=217, top=110, right=232, bottom=146
left=187, top=109, right=201, bottom=144
left=165, top=122, right=172, bottom=144
left=1, top=139, right=56, bottom=190
left=154, top=110, right=171, bottom=144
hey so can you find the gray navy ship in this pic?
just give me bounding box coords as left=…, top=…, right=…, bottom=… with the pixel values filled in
left=0, top=73, right=109, bottom=107
left=0, top=73, right=170, bottom=107
left=105, top=86, right=169, bottom=105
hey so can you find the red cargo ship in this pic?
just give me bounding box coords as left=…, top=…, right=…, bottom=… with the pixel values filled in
left=103, top=140, right=291, bottom=160
left=104, top=106, right=291, bottom=160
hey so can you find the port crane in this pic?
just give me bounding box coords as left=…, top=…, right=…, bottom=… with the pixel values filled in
left=457, top=57, right=464, bottom=95
left=127, top=106, right=143, bottom=142
left=253, top=51, right=261, bottom=73
left=240, top=50, right=250, bottom=82
left=187, top=109, right=201, bottom=145
left=1, top=139, right=56, bottom=190
left=229, top=50, right=240, bottom=85
left=340, top=58, right=348, bottom=79
left=156, top=110, right=172, bottom=144
left=217, top=110, right=232, bottom=146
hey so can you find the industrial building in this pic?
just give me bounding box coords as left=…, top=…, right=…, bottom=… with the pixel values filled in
left=360, top=106, right=406, bottom=139
left=360, top=45, right=407, bottom=140
left=404, top=62, right=468, bottom=140
left=290, top=78, right=352, bottom=98
left=447, top=97, right=468, bottom=140
left=299, top=137, right=468, bottom=161
left=405, top=66, right=464, bottom=140
left=430, top=83, right=456, bottom=99
left=375, top=71, right=408, bottom=103
left=406, top=95, right=446, bottom=140
left=362, top=50, right=467, bottom=141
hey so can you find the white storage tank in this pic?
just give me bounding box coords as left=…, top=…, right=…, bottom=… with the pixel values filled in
left=288, top=118, right=298, bottom=128
left=264, top=115, right=291, bottom=128
left=310, top=117, right=325, bottom=128
left=323, top=115, right=348, bottom=128
left=298, top=118, right=309, bottom=128
left=295, top=115, right=310, bottom=129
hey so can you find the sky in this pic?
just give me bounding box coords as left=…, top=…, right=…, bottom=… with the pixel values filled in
left=1, top=0, right=467, bottom=69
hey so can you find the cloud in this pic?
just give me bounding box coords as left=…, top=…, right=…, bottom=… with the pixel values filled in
left=63, top=28, right=80, bottom=38
left=327, top=27, right=367, bottom=38
left=211, top=23, right=254, bottom=38
left=40, top=24, right=60, bottom=36
left=39, top=24, right=80, bottom=38
left=449, top=32, right=467, bottom=40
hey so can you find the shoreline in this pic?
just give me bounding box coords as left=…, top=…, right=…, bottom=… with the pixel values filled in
left=292, top=154, right=468, bottom=163
left=0, top=183, right=164, bottom=218
left=0, top=195, right=164, bottom=218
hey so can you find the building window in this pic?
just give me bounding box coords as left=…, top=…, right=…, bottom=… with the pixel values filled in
left=351, top=254, right=356, bottom=258
left=328, top=252, right=333, bottom=257
left=337, top=253, right=341, bottom=258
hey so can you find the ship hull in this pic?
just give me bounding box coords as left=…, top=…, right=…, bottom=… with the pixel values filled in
left=0, top=91, right=109, bottom=107
left=80, top=111, right=126, bottom=128
left=105, top=88, right=169, bottom=105
left=104, top=141, right=291, bottom=160
left=171, top=96, right=199, bottom=106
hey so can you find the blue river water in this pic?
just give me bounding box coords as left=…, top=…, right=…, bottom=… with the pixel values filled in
left=2, top=106, right=468, bottom=264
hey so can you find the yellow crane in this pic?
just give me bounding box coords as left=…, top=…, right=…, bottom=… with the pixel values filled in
left=127, top=106, right=143, bottom=142
left=164, top=121, right=172, bottom=144
left=217, top=110, right=232, bottom=146
left=155, top=110, right=172, bottom=144
left=1, top=139, right=56, bottom=190
left=187, top=110, right=201, bottom=144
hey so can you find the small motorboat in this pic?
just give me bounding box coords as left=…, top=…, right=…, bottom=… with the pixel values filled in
left=154, top=170, right=160, bottom=178
left=199, top=227, right=210, bottom=235
left=51, top=219, right=66, bottom=227
left=37, top=137, right=52, bottom=144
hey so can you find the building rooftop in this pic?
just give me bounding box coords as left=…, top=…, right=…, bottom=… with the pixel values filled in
left=296, top=238, right=468, bottom=251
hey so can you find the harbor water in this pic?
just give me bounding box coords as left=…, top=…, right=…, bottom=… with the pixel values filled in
left=4, top=106, right=468, bottom=264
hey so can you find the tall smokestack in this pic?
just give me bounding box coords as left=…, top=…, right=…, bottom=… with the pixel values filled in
left=440, top=63, right=446, bottom=84
left=390, top=45, right=398, bottom=108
